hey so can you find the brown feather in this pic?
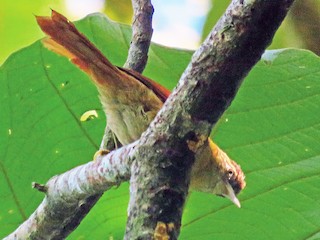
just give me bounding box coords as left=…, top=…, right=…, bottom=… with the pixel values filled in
left=36, top=10, right=246, bottom=203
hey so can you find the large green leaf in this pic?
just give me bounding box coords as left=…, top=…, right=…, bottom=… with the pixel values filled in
left=1, top=13, right=319, bottom=239
left=182, top=50, right=320, bottom=239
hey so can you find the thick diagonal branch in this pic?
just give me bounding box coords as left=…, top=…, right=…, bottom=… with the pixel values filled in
left=125, top=0, right=295, bottom=239
left=5, top=0, right=294, bottom=239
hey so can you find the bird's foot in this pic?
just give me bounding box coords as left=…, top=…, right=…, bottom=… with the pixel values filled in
left=93, top=149, right=110, bottom=161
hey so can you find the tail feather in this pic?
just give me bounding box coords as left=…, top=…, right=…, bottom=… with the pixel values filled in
left=37, top=10, right=246, bottom=201
left=36, top=10, right=123, bottom=87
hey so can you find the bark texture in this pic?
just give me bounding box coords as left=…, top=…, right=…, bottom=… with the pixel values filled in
left=124, top=0, right=154, bottom=72
left=125, top=0, right=295, bottom=239
left=5, top=1, right=154, bottom=238
left=5, top=0, right=295, bottom=239
left=4, top=143, right=135, bottom=239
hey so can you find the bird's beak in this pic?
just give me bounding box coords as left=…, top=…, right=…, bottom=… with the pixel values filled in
left=222, top=183, right=241, bottom=208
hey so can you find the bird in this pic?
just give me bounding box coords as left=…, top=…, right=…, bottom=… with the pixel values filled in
left=36, top=10, right=246, bottom=207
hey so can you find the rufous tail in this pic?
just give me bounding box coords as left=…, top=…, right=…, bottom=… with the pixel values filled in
left=36, top=10, right=124, bottom=89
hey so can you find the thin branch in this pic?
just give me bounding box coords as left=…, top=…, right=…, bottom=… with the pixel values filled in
left=124, top=0, right=154, bottom=72
left=5, top=0, right=294, bottom=239
left=66, top=0, right=155, bottom=238
left=8, top=0, right=155, bottom=238
left=4, top=143, right=135, bottom=240
left=125, top=0, right=295, bottom=239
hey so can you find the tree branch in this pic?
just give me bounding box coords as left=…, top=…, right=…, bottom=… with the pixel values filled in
left=5, top=1, right=155, bottom=239
left=4, top=143, right=135, bottom=239
left=102, top=0, right=154, bottom=153
left=125, top=0, right=295, bottom=239
left=124, top=0, right=154, bottom=72
left=5, top=0, right=294, bottom=239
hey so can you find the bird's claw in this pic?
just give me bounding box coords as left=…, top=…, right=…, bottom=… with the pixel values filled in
left=93, top=149, right=110, bottom=161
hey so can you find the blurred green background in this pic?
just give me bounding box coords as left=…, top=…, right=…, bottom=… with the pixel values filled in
left=0, top=0, right=133, bottom=65
left=1, top=1, right=320, bottom=239
left=1, top=0, right=320, bottom=65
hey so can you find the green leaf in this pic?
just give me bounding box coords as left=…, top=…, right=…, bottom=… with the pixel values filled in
left=182, top=49, right=320, bottom=239
left=1, top=13, right=320, bottom=239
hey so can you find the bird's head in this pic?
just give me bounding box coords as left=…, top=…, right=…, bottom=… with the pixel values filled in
left=190, top=139, right=246, bottom=207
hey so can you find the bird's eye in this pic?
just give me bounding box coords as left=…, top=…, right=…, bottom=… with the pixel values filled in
left=227, top=170, right=234, bottom=179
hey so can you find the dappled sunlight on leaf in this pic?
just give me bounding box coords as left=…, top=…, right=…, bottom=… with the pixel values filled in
left=80, top=110, right=99, bottom=122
